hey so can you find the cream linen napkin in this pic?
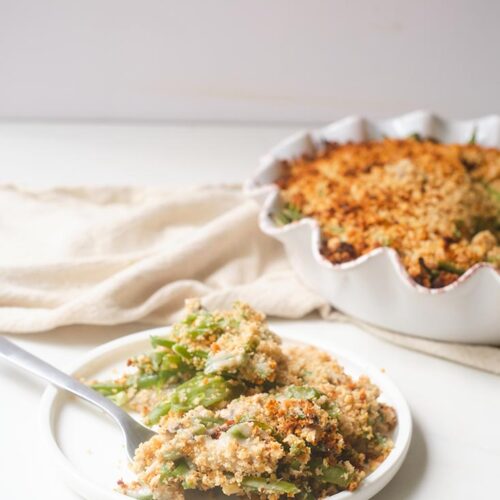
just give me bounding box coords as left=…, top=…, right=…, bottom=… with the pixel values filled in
left=0, top=184, right=498, bottom=375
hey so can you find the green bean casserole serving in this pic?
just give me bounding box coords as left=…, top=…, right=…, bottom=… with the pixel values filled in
left=91, top=300, right=396, bottom=500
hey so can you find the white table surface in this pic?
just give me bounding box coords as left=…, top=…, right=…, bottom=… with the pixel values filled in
left=0, top=121, right=498, bottom=500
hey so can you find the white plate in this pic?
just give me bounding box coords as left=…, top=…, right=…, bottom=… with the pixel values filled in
left=40, top=327, right=412, bottom=500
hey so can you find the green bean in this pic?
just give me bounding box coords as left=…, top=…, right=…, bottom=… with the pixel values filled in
left=91, top=381, right=128, bottom=396
left=150, top=351, right=165, bottom=371
left=156, top=353, right=193, bottom=374
left=320, top=465, right=352, bottom=488
left=242, top=477, right=300, bottom=495
left=192, top=424, right=207, bottom=435
left=146, top=401, right=171, bottom=425
left=134, top=367, right=188, bottom=390
left=161, top=458, right=190, bottom=480
left=469, top=127, right=477, bottom=145
left=284, top=385, right=321, bottom=400
left=323, top=401, right=340, bottom=418
left=150, top=335, right=175, bottom=349
left=184, top=312, right=225, bottom=339
left=228, top=423, right=252, bottom=440
left=171, top=344, right=208, bottom=360
left=97, top=355, right=198, bottom=415
left=437, top=261, right=465, bottom=275
left=136, top=374, right=164, bottom=389
left=161, top=353, right=184, bottom=371
left=192, top=349, right=208, bottom=359
left=187, top=326, right=211, bottom=338
left=146, top=374, right=240, bottom=425
left=183, top=313, right=197, bottom=325
left=187, top=324, right=224, bottom=339
left=273, top=203, right=303, bottom=226
left=149, top=351, right=172, bottom=372
left=198, top=416, right=225, bottom=427
left=108, top=391, right=130, bottom=407
left=169, top=374, right=239, bottom=411
left=172, top=343, right=192, bottom=359
left=418, top=257, right=438, bottom=280
left=170, top=459, right=190, bottom=478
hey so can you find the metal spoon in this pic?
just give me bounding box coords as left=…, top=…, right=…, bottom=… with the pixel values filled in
left=0, top=336, right=156, bottom=460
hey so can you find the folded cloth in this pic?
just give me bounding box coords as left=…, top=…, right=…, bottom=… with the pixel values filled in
left=0, top=184, right=498, bottom=374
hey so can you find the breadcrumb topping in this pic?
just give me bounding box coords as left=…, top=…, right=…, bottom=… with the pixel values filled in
left=275, top=138, right=500, bottom=287
left=98, top=301, right=397, bottom=500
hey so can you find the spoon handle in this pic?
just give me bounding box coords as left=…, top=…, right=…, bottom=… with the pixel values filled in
left=0, top=336, right=134, bottom=428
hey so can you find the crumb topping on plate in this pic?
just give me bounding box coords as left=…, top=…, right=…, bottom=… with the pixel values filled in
left=91, top=300, right=396, bottom=499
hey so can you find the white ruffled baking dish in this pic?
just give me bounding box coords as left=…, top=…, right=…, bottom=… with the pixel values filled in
left=245, top=111, right=500, bottom=344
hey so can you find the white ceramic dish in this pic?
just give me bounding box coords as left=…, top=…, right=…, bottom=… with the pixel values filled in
left=244, top=111, right=500, bottom=343
left=39, top=327, right=412, bottom=500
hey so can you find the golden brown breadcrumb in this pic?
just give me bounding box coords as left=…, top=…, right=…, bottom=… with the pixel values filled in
left=104, top=301, right=396, bottom=500
left=275, top=138, right=500, bottom=287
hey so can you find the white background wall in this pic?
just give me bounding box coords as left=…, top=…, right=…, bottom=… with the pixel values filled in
left=1, top=0, right=499, bottom=123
